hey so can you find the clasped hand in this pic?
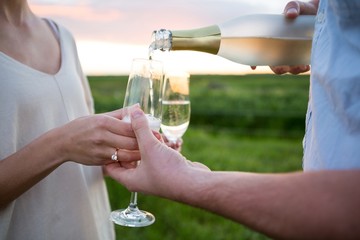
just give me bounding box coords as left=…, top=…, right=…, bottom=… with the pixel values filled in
left=57, top=108, right=140, bottom=166
left=105, top=105, right=210, bottom=198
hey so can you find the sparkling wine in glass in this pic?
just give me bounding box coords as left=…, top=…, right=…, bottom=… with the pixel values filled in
left=161, top=71, right=191, bottom=144
left=109, top=58, right=163, bottom=227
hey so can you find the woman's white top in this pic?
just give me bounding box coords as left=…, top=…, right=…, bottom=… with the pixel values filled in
left=0, top=20, right=115, bottom=240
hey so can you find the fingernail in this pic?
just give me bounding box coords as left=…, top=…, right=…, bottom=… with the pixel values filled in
left=153, top=131, right=162, bottom=141
left=131, top=109, right=143, bottom=119
left=286, top=7, right=298, bottom=15
left=129, top=103, right=140, bottom=110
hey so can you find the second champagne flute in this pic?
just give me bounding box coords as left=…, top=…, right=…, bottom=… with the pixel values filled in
left=161, top=71, right=191, bottom=144
left=110, top=58, right=163, bottom=227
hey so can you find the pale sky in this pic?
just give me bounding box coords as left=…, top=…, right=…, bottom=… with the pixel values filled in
left=29, top=0, right=291, bottom=75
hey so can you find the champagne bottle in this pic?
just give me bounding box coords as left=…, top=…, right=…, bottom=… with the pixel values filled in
left=150, top=14, right=315, bottom=66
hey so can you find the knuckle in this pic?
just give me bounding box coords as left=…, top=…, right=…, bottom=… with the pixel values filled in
left=288, top=1, right=300, bottom=8
left=92, top=131, right=106, bottom=145
left=94, top=115, right=110, bottom=129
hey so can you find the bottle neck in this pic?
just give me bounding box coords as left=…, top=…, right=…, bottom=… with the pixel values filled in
left=170, top=25, right=221, bottom=54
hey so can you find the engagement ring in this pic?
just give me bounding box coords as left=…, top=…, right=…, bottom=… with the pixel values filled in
left=111, top=148, right=119, bottom=161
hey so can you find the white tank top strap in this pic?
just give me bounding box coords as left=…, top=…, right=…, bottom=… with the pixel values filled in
left=43, top=18, right=60, bottom=41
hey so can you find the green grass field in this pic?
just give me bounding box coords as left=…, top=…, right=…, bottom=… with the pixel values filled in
left=89, top=74, right=310, bottom=240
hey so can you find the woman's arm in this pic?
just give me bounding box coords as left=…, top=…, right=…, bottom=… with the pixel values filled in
left=0, top=108, right=139, bottom=208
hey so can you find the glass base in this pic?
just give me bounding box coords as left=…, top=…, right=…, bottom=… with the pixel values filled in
left=110, top=205, right=155, bottom=227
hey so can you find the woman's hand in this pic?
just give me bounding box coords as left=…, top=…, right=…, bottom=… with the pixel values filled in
left=58, top=106, right=141, bottom=166
left=162, top=134, right=183, bottom=152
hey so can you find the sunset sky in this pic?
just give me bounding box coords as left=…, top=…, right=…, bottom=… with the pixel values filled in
left=29, top=0, right=292, bottom=75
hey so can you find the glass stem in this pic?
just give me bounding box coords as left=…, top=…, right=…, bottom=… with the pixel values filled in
left=129, top=192, right=138, bottom=209
left=128, top=160, right=140, bottom=210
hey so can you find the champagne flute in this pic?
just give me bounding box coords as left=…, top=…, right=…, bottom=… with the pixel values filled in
left=110, top=58, right=163, bottom=227
left=161, top=71, right=191, bottom=144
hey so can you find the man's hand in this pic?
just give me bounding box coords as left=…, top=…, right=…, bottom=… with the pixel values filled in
left=252, top=0, right=319, bottom=75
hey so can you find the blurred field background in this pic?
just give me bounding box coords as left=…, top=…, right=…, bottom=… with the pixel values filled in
left=88, top=74, right=310, bottom=240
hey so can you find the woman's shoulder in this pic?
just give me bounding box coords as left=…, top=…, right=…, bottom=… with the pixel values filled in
left=43, top=18, right=76, bottom=43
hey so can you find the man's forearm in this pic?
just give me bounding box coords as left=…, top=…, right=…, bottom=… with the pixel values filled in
left=179, top=170, right=360, bottom=239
